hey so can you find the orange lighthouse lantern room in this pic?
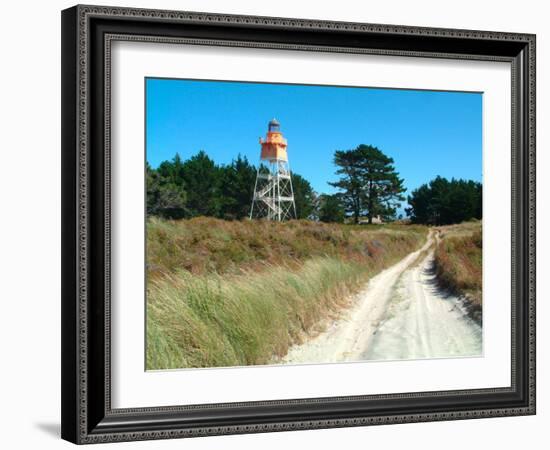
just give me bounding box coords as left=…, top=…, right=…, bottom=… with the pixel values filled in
left=260, top=118, right=288, bottom=162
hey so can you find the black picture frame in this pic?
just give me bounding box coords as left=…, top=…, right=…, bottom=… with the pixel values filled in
left=61, top=4, right=536, bottom=444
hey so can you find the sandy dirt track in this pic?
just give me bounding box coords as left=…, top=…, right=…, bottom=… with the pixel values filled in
left=279, top=231, right=482, bottom=365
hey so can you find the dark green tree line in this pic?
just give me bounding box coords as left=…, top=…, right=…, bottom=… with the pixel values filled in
left=406, top=176, right=482, bottom=225
left=148, top=149, right=479, bottom=226
left=147, top=151, right=317, bottom=221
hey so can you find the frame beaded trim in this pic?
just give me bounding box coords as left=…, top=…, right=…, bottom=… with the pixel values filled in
left=80, top=4, right=535, bottom=42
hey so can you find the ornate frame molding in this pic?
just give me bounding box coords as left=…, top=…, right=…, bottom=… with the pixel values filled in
left=61, top=4, right=536, bottom=444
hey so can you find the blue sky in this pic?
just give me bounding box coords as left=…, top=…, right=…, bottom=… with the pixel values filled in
left=146, top=78, right=482, bottom=212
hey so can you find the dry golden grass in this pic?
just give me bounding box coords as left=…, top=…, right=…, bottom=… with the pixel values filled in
left=434, top=221, right=482, bottom=314
left=147, top=216, right=427, bottom=277
left=146, top=217, right=428, bottom=369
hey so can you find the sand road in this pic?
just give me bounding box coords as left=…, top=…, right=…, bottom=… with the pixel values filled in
left=280, top=231, right=482, bottom=364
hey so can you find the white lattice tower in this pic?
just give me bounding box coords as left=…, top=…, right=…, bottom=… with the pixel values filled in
left=250, top=119, right=296, bottom=221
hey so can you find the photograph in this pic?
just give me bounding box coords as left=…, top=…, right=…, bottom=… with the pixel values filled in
left=145, top=78, right=483, bottom=370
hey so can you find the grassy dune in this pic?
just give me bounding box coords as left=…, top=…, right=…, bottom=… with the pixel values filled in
left=434, top=221, right=482, bottom=321
left=146, top=217, right=427, bottom=369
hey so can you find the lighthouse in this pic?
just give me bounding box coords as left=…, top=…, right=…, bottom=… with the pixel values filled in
left=250, top=119, right=297, bottom=221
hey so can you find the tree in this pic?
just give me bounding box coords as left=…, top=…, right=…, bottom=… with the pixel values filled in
left=330, top=145, right=406, bottom=223
left=218, top=155, right=257, bottom=220
left=291, top=173, right=317, bottom=219
left=146, top=162, right=187, bottom=219
left=404, top=183, right=432, bottom=224
left=146, top=150, right=323, bottom=223
left=181, top=150, right=221, bottom=217
left=406, top=176, right=482, bottom=225
left=157, top=153, right=186, bottom=187
left=318, top=194, right=345, bottom=223
left=328, top=149, right=364, bottom=223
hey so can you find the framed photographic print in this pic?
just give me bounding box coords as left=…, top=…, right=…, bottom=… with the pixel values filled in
left=61, top=4, right=536, bottom=444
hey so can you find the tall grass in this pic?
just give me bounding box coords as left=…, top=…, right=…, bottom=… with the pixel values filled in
left=148, top=258, right=363, bottom=369
left=434, top=222, right=482, bottom=320
left=147, top=216, right=427, bottom=277
left=147, top=218, right=427, bottom=369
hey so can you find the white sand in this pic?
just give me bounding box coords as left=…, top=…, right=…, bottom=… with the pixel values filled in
left=280, top=231, right=481, bottom=364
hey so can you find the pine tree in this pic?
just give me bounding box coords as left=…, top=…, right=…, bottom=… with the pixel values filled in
left=318, top=194, right=345, bottom=223
left=181, top=150, right=220, bottom=217
left=218, top=155, right=257, bottom=220
left=330, top=145, right=406, bottom=223
left=146, top=162, right=187, bottom=219
left=291, top=173, right=316, bottom=220
left=406, top=176, right=482, bottom=225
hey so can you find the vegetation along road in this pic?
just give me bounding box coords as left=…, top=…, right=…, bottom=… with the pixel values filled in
left=278, top=228, right=482, bottom=365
